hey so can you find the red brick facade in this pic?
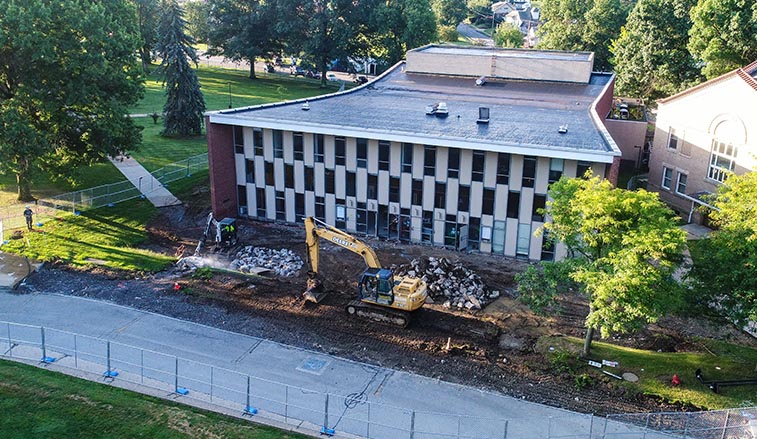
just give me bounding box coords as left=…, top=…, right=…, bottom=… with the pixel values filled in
left=206, top=118, right=237, bottom=220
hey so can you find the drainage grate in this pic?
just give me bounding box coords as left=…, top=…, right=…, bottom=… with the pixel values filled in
left=297, top=357, right=329, bottom=375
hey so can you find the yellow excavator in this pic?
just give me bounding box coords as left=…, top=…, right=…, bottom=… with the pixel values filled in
left=303, top=217, right=427, bottom=327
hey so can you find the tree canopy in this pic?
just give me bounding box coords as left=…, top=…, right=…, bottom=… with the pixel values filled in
left=156, top=0, right=206, bottom=136
left=130, top=0, right=161, bottom=72
left=369, top=0, right=437, bottom=66
left=611, top=0, right=701, bottom=103
left=0, top=0, right=144, bottom=201
left=494, top=22, right=524, bottom=48
left=687, top=172, right=757, bottom=325
left=688, top=0, right=757, bottom=79
left=526, top=175, right=687, bottom=354
left=185, top=0, right=212, bottom=44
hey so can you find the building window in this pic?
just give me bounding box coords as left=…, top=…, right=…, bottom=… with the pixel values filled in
left=576, top=161, right=591, bottom=178
left=253, top=128, right=263, bottom=156
left=245, top=159, right=255, bottom=184
left=448, top=148, right=460, bottom=179
left=356, top=138, right=368, bottom=168
left=402, top=143, right=413, bottom=173
left=275, top=190, right=286, bottom=221
left=285, top=164, right=294, bottom=189
left=237, top=185, right=247, bottom=208
left=458, top=185, right=469, bottom=212
left=707, top=140, right=737, bottom=183
left=472, top=151, right=485, bottom=182
left=548, top=158, right=563, bottom=184
left=265, top=161, right=274, bottom=186
left=304, top=166, right=314, bottom=191
left=496, top=153, right=510, bottom=185
left=335, top=136, right=346, bottom=166
left=378, top=141, right=390, bottom=171
left=389, top=177, right=400, bottom=203
left=368, top=174, right=378, bottom=199
left=434, top=182, right=446, bottom=209
left=424, top=145, right=436, bottom=176
left=293, top=132, right=304, bottom=161
left=256, top=188, right=266, bottom=217
left=516, top=223, right=531, bottom=257
left=482, top=188, right=495, bottom=215
left=295, top=193, right=305, bottom=223
left=661, top=166, right=673, bottom=190
left=314, top=134, right=325, bottom=163
left=507, top=191, right=520, bottom=219
left=541, top=230, right=555, bottom=261
left=315, top=196, right=325, bottom=221
left=421, top=211, right=433, bottom=243
left=234, top=126, right=244, bottom=154
left=412, top=180, right=422, bottom=205
left=335, top=200, right=346, bottom=229
left=676, top=172, right=688, bottom=194
left=346, top=171, right=356, bottom=197
left=667, top=128, right=679, bottom=151
left=273, top=130, right=283, bottom=159
left=325, top=169, right=335, bottom=193
left=532, top=194, right=546, bottom=222
left=522, top=156, right=536, bottom=188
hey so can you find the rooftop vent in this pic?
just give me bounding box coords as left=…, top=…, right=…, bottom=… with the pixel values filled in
left=477, top=107, right=490, bottom=124
left=435, top=102, right=449, bottom=117
left=476, top=76, right=487, bottom=86
left=425, top=103, right=438, bottom=115
left=558, top=124, right=568, bottom=134
left=302, top=101, right=310, bottom=111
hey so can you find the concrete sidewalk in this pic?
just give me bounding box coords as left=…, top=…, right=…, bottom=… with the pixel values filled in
left=0, top=291, right=671, bottom=439
left=109, top=156, right=181, bottom=208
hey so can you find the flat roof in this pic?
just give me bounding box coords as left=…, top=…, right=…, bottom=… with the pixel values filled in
left=209, top=62, right=618, bottom=160
left=412, top=45, right=594, bottom=62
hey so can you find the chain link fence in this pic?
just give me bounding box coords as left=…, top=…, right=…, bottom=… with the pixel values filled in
left=3, top=320, right=753, bottom=439
left=0, top=154, right=207, bottom=240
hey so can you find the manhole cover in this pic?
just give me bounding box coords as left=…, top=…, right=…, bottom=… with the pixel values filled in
left=622, top=372, right=639, bottom=382
left=297, top=357, right=329, bottom=375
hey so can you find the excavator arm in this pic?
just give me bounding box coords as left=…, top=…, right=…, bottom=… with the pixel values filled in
left=304, top=216, right=382, bottom=273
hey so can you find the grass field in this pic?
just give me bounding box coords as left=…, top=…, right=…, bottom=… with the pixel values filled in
left=538, top=336, right=757, bottom=410
left=0, top=359, right=307, bottom=439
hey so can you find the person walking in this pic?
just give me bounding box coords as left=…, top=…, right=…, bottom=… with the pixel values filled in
left=23, top=206, right=33, bottom=231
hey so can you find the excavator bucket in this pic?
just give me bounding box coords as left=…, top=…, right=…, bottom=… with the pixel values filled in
left=303, top=273, right=328, bottom=304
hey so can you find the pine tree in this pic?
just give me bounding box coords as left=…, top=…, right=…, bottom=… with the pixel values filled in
left=156, top=0, right=206, bottom=136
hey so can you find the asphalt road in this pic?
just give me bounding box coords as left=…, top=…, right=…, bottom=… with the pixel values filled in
left=456, top=23, right=495, bottom=47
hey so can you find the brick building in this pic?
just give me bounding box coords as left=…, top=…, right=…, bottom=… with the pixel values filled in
left=648, top=61, right=757, bottom=223
left=206, top=45, right=621, bottom=260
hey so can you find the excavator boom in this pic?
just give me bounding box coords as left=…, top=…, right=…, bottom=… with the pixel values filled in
left=304, top=217, right=382, bottom=273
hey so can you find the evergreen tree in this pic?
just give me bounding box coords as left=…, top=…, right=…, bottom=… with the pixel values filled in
left=156, top=0, right=206, bottom=136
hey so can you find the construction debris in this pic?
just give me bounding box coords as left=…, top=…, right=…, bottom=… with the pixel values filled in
left=393, top=257, right=499, bottom=311
left=231, top=247, right=303, bottom=277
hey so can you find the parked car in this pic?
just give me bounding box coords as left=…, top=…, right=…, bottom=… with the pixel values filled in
left=290, top=66, right=306, bottom=77
left=306, top=70, right=322, bottom=80
left=354, top=75, right=368, bottom=85
left=326, top=73, right=339, bottom=82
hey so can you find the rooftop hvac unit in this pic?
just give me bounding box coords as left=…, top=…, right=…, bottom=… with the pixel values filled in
left=477, top=107, right=490, bottom=124
left=558, top=124, right=568, bottom=134
left=435, top=102, right=449, bottom=117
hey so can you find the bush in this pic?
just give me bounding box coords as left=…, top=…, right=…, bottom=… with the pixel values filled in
left=550, top=350, right=576, bottom=375
left=574, top=373, right=594, bottom=390
left=191, top=267, right=213, bottom=280
left=438, top=25, right=459, bottom=42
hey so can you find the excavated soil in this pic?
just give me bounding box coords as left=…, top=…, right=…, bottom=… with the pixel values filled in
left=16, top=204, right=757, bottom=416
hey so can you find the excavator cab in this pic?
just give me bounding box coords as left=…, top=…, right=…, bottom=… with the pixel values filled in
left=359, top=268, right=394, bottom=306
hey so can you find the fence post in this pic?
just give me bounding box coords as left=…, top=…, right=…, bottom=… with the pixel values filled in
left=719, top=410, right=730, bottom=439
left=40, top=326, right=46, bottom=361
left=6, top=322, right=11, bottom=358
left=503, top=420, right=508, bottom=439
left=73, top=334, right=78, bottom=368
left=140, top=349, right=144, bottom=384
left=457, top=415, right=462, bottom=439
left=548, top=416, right=552, bottom=438
left=103, top=341, right=118, bottom=377
left=244, top=375, right=257, bottom=415
left=683, top=412, right=691, bottom=438
left=321, top=393, right=335, bottom=436
left=366, top=401, right=371, bottom=439
left=210, top=367, right=214, bottom=402
left=410, top=410, right=415, bottom=439
left=589, top=414, right=594, bottom=438
left=602, top=415, right=609, bottom=439
left=284, top=385, right=289, bottom=424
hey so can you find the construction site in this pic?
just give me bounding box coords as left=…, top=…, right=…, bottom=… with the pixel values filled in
left=16, top=202, right=757, bottom=418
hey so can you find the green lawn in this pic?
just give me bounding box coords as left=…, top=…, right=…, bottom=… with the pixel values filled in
left=0, top=359, right=307, bottom=439
left=538, top=336, right=757, bottom=410
left=131, top=118, right=209, bottom=172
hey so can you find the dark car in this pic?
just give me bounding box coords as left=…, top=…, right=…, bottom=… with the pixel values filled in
left=354, top=75, right=369, bottom=85
left=290, top=66, right=306, bottom=77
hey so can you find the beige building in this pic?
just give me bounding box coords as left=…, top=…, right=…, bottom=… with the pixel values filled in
left=648, top=61, right=757, bottom=223
left=206, top=45, right=622, bottom=261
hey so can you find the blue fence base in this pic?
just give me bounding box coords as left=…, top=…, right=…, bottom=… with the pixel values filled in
left=103, top=370, right=119, bottom=378
left=40, top=356, right=56, bottom=364
left=176, top=387, right=189, bottom=395
left=244, top=406, right=258, bottom=415
left=320, top=427, right=335, bottom=436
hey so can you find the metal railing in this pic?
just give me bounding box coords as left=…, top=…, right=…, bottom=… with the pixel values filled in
left=2, top=320, right=754, bottom=439
left=0, top=154, right=208, bottom=239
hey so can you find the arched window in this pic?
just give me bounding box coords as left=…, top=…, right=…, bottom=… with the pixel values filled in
left=707, top=116, right=745, bottom=183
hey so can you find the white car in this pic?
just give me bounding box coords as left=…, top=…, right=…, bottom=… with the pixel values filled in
left=326, top=73, right=339, bottom=82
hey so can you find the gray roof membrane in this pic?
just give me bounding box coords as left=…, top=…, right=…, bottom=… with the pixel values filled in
left=219, top=64, right=615, bottom=154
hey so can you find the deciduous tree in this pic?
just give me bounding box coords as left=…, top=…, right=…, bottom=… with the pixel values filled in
left=611, top=0, right=701, bottom=103
left=532, top=175, right=687, bottom=355
left=432, top=0, right=468, bottom=27
left=0, top=0, right=143, bottom=201
left=494, top=22, right=524, bottom=48
left=185, top=0, right=212, bottom=44
left=131, top=0, right=161, bottom=72
left=156, top=0, right=206, bottom=136
left=689, top=0, right=757, bottom=79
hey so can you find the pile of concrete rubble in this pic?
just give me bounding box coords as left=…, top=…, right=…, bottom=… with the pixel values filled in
left=393, top=257, right=499, bottom=310
left=230, top=246, right=303, bottom=277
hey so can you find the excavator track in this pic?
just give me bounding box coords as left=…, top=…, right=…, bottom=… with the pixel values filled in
left=345, top=300, right=411, bottom=328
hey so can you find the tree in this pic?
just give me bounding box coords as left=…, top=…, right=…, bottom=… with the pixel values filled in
left=0, top=0, right=143, bottom=201
left=185, top=0, right=212, bottom=44
left=207, top=0, right=282, bottom=79
left=536, top=175, right=687, bottom=355
left=688, top=0, right=757, bottom=79
left=610, top=0, right=701, bottom=103
left=130, top=0, right=161, bottom=72
left=432, top=0, right=467, bottom=27
left=538, top=0, right=633, bottom=71
left=687, top=172, right=757, bottom=325
left=467, top=0, right=492, bottom=26
left=494, top=22, right=524, bottom=48
left=156, top=0, right=206, bottom=136
left=369, top=0, right=437, bottom=65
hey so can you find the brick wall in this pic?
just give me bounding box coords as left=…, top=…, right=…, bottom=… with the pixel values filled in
left=206, top=118, right=237, bottom=219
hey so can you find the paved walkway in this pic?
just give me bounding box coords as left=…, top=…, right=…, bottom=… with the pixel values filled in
left=109, top=156, right=182, bottom=208
left=0, top=291, right=667, bottom=439
left=0, top=252, right=38, bottom=289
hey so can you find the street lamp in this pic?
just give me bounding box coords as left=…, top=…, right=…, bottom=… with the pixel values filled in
left=227, top=83, right=232, bottom=109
